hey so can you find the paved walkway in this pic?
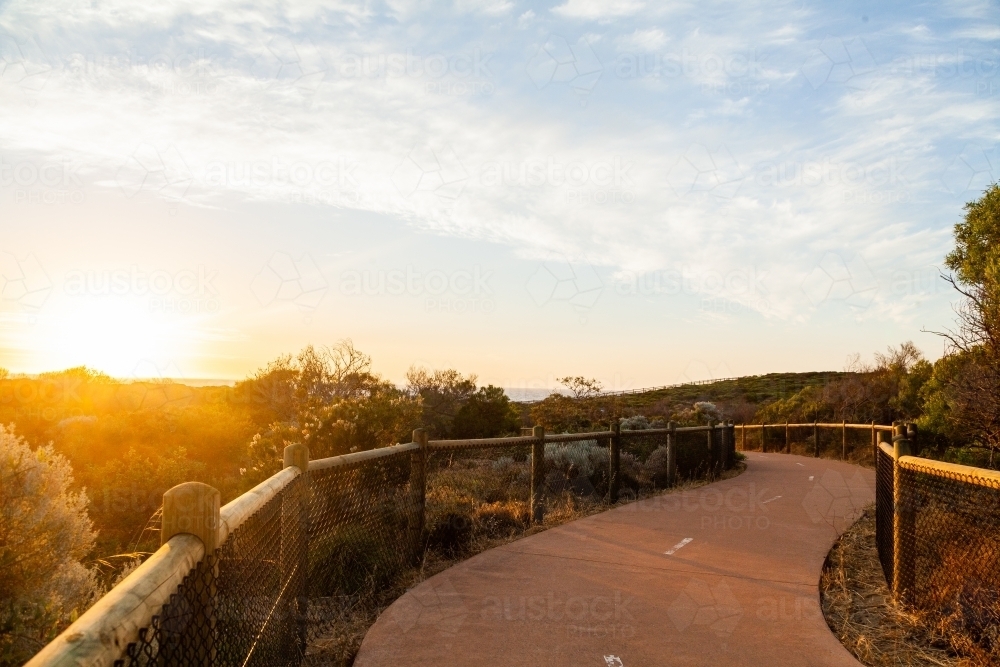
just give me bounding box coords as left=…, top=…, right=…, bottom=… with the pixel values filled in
left=356, top=453, right=875, bottom=667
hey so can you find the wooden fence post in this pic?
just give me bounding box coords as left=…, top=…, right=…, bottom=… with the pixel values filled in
left=813, top=420, right=819, bottom=457
left=740, top=423, right=745, bottom=452
left=761, top=423, right=766, bottom=453
left=609, top=421, right=621, bottom=503
left=727, top=421, right=734, bottom=468
left=892, top=423, right=914, bottom=602
left=667, top=421, right=677, bottom=486
left=706, top=420, right=716, bottom=475
left=282, top=444, right=310, bottom=653
left=408, top=429, right=428, bottom=565
left=785, top=421, right=789, bottom=453
left=161, top=481, right=220, bottom=665
left=842, top=420, right=847, bottom=460
left=871, top=421, right=876, bottom=462
left=531, top=425, right=545, bottom=524
left=718, top=422, right=727, bottom=472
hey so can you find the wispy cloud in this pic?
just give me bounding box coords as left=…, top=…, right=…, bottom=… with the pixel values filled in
left=0, top=0, right=994, bottom=378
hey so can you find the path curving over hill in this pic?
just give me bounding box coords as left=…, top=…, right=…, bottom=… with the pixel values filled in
left=356, top=453, right=874, bottom=667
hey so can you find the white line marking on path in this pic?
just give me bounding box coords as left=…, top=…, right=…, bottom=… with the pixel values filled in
left=665, top=538, right=693, bottom=555
left=809, top=475, right=814, bottom=481
left=604, top=656, right=624, bottom=667
left=761, top=495, right=782, bottom=504
left=796, top=463, right=805, bottom=466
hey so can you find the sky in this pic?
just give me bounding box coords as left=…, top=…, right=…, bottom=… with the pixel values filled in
left=0, top=0, right=997, bottom=391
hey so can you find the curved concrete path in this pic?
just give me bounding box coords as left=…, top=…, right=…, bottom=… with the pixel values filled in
left=356, top=453, right=874, bottom=667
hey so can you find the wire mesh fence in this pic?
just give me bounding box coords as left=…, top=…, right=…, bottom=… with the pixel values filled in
left=617, top=430, right=669, bottom=500
left=895, top=458, right=1000, bottom=658
left=736, top=423, right=878, bottom=465
left=423, top=443, right=532, bottom=559
left=304, top=450, right=413, bottom=656
left=874, top=444, right=895, bottom=588
left=111, top=451, right=417, bottom=667
left=544, top=433, right=613, bottom=503
left=41, top=425, right=748, bottom=667
left=117, top=475, right=308, bottom=667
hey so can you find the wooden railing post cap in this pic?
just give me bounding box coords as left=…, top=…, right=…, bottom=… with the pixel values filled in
left=892, top=424, right=911, bottom=459
left=282, top=443, right=310, bottom=472
left=532, top=425, right=544, bottom=438
left=413, top=428, right=428, bottom=447
left=161, top=481, right=221, bottom=552
left=611, top=420, right=621, bottom=434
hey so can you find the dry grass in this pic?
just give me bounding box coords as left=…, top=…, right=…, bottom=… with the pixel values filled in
left=305, top=461, right=747, bottom=665
left=820, top=506, right=970, bottom=667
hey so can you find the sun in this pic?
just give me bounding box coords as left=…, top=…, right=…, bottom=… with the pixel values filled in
left=18, top=296, right=198, bottom=378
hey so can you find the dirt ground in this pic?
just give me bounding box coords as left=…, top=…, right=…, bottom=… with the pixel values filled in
left=820, top=506, right=972, bottom=667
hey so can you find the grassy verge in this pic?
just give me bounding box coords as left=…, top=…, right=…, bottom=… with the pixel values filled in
left=820, top=506, right=969, bottom=667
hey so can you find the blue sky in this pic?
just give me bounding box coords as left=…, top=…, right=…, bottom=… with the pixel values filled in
left=0, top=0, right=997, bottom=389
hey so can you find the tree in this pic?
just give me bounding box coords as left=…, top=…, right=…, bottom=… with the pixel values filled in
left=557, top=376, right=603, bottom=399
left=927, top=184, right=1000, bottom=464
left=945, top=183, right=1000, bottom=288
left=241, top=342, right=422, bottom=481
left=752, top=343, right=931, bottom=426
left=452, top=386, right=521, bottom=438
left=0, top=425, right=101, bottom=665
left=405, top=367, right=477, bottom=437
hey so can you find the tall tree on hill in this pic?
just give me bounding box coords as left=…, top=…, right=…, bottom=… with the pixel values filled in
left=925, top=184, right=1000, bottom=464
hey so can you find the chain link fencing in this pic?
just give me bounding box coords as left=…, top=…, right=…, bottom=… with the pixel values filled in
left=874, top=443, right=895, bottom=588
left=737, top=422, right=879, bottom=465
left=303, top=449, right=414, bottom=663
left=616, top=427, right=725, bottom=496
left=423, top=439, right=533, bottom=560
left=117, top=475, right=310, bottom=667
left=894, top=457, right=1000, bottom=659
left=113, top=449, right=417, bottom=667
left=39, top=426, right=737, bottom=667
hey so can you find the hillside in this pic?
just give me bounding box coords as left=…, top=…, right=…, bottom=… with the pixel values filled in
left=606, top=371, right=852, bottom=411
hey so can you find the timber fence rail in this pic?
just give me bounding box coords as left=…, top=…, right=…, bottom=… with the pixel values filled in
left=26, top=422, right=737, bottom=667
left=735, top=420, right=894, bottom=463
left=27, top=418, right=999, bottom=665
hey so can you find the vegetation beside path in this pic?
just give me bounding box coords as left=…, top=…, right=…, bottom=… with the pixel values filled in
left=821, top=506, right=992, bottom=667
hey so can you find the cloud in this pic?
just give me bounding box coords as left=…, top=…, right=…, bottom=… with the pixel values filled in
left=616, top=28, right=667, bottom=52
left=0, top=0, right=993, bottom=330
left=551, top=0, right=645, bottom=20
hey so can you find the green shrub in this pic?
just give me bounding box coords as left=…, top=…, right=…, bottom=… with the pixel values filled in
left=0, top=426, right=102, bottom=666
left=425, top=512, right=473, bottom=557
left=309, top=528, right=403, bottom=597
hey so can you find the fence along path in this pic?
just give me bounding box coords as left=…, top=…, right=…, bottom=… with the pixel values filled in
left=26, top=422, right=738, bottom=667
left=26, top=421, right=1000, bottom=665
left=357, top=424, right=1000, bottom=666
